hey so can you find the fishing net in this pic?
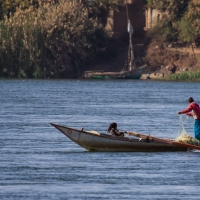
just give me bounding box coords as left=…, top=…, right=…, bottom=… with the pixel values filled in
left=175, top=115, right=200, bottom=146
left=175, top=132, right=200, bottom=146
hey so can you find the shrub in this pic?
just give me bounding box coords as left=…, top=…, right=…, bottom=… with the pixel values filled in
left=0, top=0, right=114, bottom=78
left=167, top=70, right=200, bottom=81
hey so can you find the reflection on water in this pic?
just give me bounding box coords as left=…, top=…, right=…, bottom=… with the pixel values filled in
left=1, top=79, right=200, bottom=199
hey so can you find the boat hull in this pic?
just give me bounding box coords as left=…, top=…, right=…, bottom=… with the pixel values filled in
left=83, top=68, right=143, bottom=80
left=50, top=123, right=188, bottom=152
left=90, top=74, right=142, bottom=79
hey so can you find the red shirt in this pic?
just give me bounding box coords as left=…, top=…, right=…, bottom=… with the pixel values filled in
left=180, top=102, right=200, bottom=119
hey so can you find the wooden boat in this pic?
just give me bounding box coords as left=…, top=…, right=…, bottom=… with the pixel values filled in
left=83, top=67, right=144, bottom=79
left=50, top=123, right=189, bottom=152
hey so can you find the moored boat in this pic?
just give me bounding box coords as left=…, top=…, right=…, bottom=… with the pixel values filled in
left=83, top=68, right=144, bottom=79
left=50, top=123, right=188, bottom=152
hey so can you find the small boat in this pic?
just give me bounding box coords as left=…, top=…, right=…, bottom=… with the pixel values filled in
left=83, top=68, right=144, bottom=79
left=50, top=123, right=189, bottom=152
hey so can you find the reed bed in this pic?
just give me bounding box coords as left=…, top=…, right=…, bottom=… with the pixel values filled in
left=167, top=70, right=200, bottom=81
left=0, top=0, right=112, bottom=78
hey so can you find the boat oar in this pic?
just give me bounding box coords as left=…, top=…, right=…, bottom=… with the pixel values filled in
left=128, top=131, right=200, bottom=151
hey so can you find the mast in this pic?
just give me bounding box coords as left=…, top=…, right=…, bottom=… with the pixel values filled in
left=125, top=0, right=135, bottom=71
left=127, top=20, right=135, bottom=71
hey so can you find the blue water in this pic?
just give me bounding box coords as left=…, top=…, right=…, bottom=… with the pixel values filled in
left=1, top=79, right=200, bottom=199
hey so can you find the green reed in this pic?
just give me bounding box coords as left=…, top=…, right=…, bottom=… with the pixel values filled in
left=167, top=70, right=200, bottom=81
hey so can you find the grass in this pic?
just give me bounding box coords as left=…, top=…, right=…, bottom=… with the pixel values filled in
left=167, top=70, right=200, bottom=81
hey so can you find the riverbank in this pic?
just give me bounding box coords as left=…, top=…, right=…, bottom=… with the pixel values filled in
left=85, top=38, right=200, bottom=81
left=141, top=40, right=200, bottom=80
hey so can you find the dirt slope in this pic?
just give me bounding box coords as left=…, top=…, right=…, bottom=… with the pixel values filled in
left=83, top=39, right=200, bottom=79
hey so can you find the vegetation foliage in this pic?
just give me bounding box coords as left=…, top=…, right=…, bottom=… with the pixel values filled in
left=144, top=0, right=200, bottom=46
left=1, top=0, right=200, bottom=78
left=0, top=0, right=118, bottom=78
left=87, top=0, right=121, bottom=26
left=167, top=70, right=200, bottom=81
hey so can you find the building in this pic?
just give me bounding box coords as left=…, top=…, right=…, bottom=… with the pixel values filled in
left=144, top=7, right=167, bottom=30
left=106, top=0, right=145, bottom=39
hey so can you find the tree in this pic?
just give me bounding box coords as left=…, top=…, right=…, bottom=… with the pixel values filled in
left=0, top=0, right=30, bottom=19
left=0, top=0, right=114, bottom=78
left=145, top=0, right=200, bottom=46
left=87, top=0, right=121, bottom=26
left=184, top=0, right=200, bottom=45
left=145, top=0, right=189, bottom=22
left=147, top=19, right=177, bottom=44
left=177, top=17, right=196, bottom=45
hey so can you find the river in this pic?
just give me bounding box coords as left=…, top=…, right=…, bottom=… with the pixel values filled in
left=1, top=79, right=200, bottom=199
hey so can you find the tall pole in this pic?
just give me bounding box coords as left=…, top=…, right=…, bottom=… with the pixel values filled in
left=126, top=0, right=135, bottom=71
left=127, top=20, right=134, bottom=71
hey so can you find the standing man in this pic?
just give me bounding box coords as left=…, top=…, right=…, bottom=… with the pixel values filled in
left=178, top=97, right=200, bottom=140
